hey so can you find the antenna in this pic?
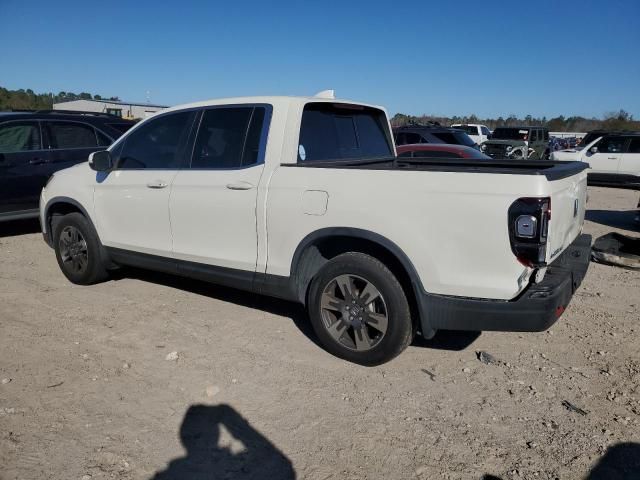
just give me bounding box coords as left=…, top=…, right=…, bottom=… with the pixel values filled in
left=146, top=90, right=151, bottom=103
left=314, top=89, right=335, bottom=99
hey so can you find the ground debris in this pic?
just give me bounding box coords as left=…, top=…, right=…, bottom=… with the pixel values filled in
left=562, top=400, right=589, bottom=416
left=476, top=350, right=500, bottom=365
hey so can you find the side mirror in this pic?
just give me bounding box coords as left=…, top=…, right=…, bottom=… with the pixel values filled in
left=88, top=150, right=113, bottom=171
left=589, top=146, right=598, bottom=154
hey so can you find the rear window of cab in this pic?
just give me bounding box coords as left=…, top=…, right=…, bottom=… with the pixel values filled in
left=298, top=102, right=392, bottom=162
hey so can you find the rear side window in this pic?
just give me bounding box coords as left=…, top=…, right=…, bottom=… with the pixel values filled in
left=45, top=121, right=98, bottom=149
left=0, top=121, right=41, bottom=153
left=118, top=111, right=194, bottom=169
left=191, top=106, right=267, bottom=169
left=298, top=103, right=392, bottom=161
left=628, top=137, right=640, bottom=153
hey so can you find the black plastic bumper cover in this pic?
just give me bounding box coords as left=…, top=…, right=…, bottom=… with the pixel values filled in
left=420, top=233, right=592, bottom=334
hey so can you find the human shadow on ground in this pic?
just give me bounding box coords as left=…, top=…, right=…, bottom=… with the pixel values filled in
left=120, top=267, right=481, bottom=354
left=151, top=404, right=296, bottom=480
left=480, top=442, right=640, bottom=480
left=585, top=209, right=639, bottom=232
left=0, top=218, right=40, bottom=238
left=586, top=442, right=640, bottom=479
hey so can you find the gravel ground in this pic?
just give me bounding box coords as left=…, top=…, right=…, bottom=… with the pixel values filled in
left=1, top=186, right=639, bottom=480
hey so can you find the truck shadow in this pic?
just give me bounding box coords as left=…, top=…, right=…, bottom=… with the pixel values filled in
left=117, top=268, right=480, bottom=353
left=151, top=403, right=296, bottom=480
left=0, top=218, right=41, bottom=238
left=585, top=209, right=639, bottom=233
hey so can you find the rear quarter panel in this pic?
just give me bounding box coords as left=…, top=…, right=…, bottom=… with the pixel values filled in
left=265, top=167, right=550, bottom=300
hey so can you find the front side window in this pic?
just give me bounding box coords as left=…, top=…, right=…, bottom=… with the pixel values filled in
left=481, top=126, right=490, bottom=135
left=0, top=121, right=41, bottom=153
left=118, top=111, right=194, bottom=169
left=106, top=108, right=122, bottom=118
left=596, top=136, right=625, bottom=154
left=299, top=103, right=392, bottom=161
left=45, top=121, right=98, bottom=149
left=191, top=106, right=266, bottom=169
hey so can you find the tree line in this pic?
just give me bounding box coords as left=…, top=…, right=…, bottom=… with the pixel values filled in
left=2, top=85, right=638, bottom=133
left=391, top=110, right=640, bottom=132
left=0, top=86, right=120, bottom=111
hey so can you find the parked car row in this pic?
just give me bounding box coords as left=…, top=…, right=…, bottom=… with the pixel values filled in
left=34, top=92, right=591, bottom=365
left=0, top=111, right=134, bottom=221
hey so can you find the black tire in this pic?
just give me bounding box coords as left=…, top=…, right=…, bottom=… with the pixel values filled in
left=53, top=212, right=108, bottom=285
left=308, top=252, right=414, bottom=366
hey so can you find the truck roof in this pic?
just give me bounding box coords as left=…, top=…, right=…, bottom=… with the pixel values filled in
left=161, top=95, right=387, bottom=115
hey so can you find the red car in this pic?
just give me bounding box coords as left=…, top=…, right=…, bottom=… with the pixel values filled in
left=396, top=143, right=491, bottom=159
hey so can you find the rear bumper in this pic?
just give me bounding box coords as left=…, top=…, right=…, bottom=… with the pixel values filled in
left=419, top=234, right=591, bottom=335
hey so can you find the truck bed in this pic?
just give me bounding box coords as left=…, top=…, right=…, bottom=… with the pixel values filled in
left=284, top=157, right=589, bottom=181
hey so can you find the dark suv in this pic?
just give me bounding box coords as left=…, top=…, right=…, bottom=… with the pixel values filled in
left=393, top=124, right=477, bottom=149
left=0, top=111, right=134, bottom=221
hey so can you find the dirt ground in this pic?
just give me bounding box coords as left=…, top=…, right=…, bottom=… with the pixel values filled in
left=1, top=187, right=639, bottom=480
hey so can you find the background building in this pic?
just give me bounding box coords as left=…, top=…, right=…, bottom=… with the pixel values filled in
left=53, top=98, right=168, bottom=119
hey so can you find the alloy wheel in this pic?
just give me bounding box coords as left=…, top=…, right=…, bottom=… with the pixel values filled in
left=320, top=274, right=389, bottom=351
left=59, top=226, right=89, bottom=274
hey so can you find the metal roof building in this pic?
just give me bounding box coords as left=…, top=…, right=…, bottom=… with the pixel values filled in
left=53, top=98, right=169, bottom=120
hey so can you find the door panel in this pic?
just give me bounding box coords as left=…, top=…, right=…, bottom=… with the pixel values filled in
left=169, top=105, right=270, bottom=272
left=618, top=137, right=640, bottom=176
left=95, top=169, right=179, bottom=254
left=94, top=110, right=196, bottom=256
left=0, top=121, right=46, bottom=214
left=170, top=165, right=264, bottom=270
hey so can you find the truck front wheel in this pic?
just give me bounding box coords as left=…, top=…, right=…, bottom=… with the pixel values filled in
left=53, top=212, right=109, bottom=285
left=308, top=252, right=414, bottom=365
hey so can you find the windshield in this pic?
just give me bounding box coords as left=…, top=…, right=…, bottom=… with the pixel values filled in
left=492, top=128, right=529, bottom=140
left=577, top=132, right=602, bottom=148
left=452, top=125, right=478, bottom=135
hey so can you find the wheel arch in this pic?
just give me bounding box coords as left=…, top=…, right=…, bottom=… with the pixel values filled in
left=289, top=227, right=433, bottom=336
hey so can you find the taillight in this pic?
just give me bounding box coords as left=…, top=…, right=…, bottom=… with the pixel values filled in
left=508, top=197, right=551, bottom=267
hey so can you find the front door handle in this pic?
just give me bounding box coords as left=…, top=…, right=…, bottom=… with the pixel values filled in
left=607, top=157, right=618, bottom=160
left=226, top=181, right=255, bottom=191
left=147, top=181, right=168, bottom=189
left=29, top=157, right=47, bottom=165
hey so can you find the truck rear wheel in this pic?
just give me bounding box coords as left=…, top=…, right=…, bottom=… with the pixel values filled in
left=308, top=252, right=414, bottom=366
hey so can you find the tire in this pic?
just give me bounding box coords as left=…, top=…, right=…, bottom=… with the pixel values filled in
left=53, top=212, right=108, bottom=285
left=308, top=252, right=414, bottom=366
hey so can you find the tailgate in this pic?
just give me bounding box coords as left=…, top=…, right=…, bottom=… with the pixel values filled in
left=547, top=170, right=588, bottom=263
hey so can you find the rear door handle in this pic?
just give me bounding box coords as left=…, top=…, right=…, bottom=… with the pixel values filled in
left=29, top=157, right=47, bottom=165
left=607, top=157, right=618, bottom=160
left=146, top=181, right=168, bottom=189
left=226, top=181, right=255, bottom=191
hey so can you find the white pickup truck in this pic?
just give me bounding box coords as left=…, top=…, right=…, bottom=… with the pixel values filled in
left=40, top=93, right=591, bottom=365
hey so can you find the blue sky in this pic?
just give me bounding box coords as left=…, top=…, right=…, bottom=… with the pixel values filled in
left=1, top=0, right=639, bottom=118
